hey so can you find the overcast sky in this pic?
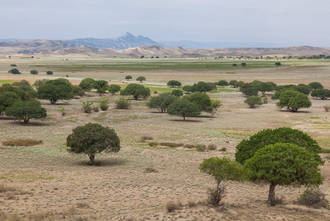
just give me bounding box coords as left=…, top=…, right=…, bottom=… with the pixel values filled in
left=1, top=0, right=330, bottom=46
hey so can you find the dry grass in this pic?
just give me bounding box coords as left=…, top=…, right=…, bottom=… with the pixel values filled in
left=2, top=139, right=42, bottom=147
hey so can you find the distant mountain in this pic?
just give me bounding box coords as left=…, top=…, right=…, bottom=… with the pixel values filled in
left=160, top=41, right=281, bottom=49
left=66, top=32, right=159, bottom=50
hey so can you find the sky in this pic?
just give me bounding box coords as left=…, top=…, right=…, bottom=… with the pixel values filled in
left=1, top=0, right=330, bottom=47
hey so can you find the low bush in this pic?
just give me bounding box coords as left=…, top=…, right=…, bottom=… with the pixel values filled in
left=148, top=142, right=159, bottom=147
left=2, top=139, right=42, bottom=147
left=81, top=101, right=93, bottom=113
left=196, top=144, right=207, bottom=152
left=297, top=188, right=329, bottom=209
left=140, top=136, right=153, bottom=142
left=207, top=144, right=217, bottom=150
left=99, top=97, right=109, bottom=111
left=324, top=105, right=330, bottom=112
left=116, top=98, right=130, bottom=109
left=93, top=106, right=99, bottom=112
left=144, top=167, right=158, bottom=173
left=160, top=142, right=183, bottom=148
left=166, top=201, right=181, bottom=213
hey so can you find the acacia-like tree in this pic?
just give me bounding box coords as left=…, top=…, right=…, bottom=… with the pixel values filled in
left=120, top=83, right=150, bottom=100
left=311, top=89, right=330, bottom=100
left=136, top=76, right=146, bottom=83
left=235, top=127, right=322, bottom=165
left=108, top=84, right=121, bottom=95
left=167, top=98, right=200, bottom=120
left=67, top=123, right=120, bottom=164
left=37, top=78, right=73, bottom=104
left=191, top=81, right=216, bottom=92
left=184, top=92, right=213, bottom=113
left=200, top=157, right=246, bottom=205
left=218, top=80, right=228, bottom=86
left=147, top=93, right=178, bottom=113
left=277, top=90, right=311, bottom=112
left=125, top=75, right=132, bottom=80
left=171, top=89, right=183, bottom=97
left=245, top=96, right=262, bottom=108
left=308, top=82, right=323, bottom=90
left=79, top=78, right=96, bottom=91
left=5, top=100, right=47, bottom=124
left=167, top=80, right=182, bottom=88
left=0, top=91, right=19, bottom=114
left=245, top=143, right=322, bottom=206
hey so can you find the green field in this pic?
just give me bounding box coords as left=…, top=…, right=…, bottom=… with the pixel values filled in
left=32, top=60, right=283, bottom=72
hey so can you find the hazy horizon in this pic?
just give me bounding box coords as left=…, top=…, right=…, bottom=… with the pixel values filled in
left=1, top=0, right=330, bottom=47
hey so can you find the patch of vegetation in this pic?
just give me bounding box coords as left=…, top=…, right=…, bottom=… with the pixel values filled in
left=2, top=139, right=42, bottom=147
left=297, top=188, right=329, bottom=209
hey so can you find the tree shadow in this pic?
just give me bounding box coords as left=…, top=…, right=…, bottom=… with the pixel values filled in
left=194, top=115, right=216, bottom=119
left=279, top=110, right=311, bottom=114
left=169, top=119, right=201, bottom=123
left=0, top=116, right=17, bottom=120
left=10, top=121, right=52, bottom=126
left=73, top=158, right=128, bottom=167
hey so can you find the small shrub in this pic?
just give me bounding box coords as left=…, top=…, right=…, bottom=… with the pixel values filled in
left=81, top=101, right=93, bottom=113
left=196, top=144, right=207, bottom=152
left=144, top=167, right=158, bottom=173
left=136, top=76, right=146, bottom=83
left=245, top=96, right=262, bottom=108
left=160, top=142, right=183, bottom=148
left=219, top=147, right=227, bottom=152
left=2, top=139, right=42, bottom=147
left=323, top=105, right=330, bottom=112
left=59, top=107, right=66, bottom=116
left=116, top=98, right=130, bottom=109
left=46, top=71, right=54, bottom=75
left=208, top=186, right=225, bottom=206
left=166, top=201, right=181, bottom=213
left=8, top=68, right=21, bottom=74
left=99, top=97, right=109, bottom=111
left=93, top=106, right=99, bottom=112
left=297, top=188, right=329, bottom=209
left=30, top=70, right=38, bottom=75
left=148, top=142, right=159, bottom=147
left=140, top=136, right=153, bottom=142
left=208, top=144, right=217, bottom=151
left=184, top=144, right=195, bottom=149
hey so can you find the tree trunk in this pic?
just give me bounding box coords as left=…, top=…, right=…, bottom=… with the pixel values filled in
left=89, top=154, right=95, bottom=164
left=50, top=99, right=56, bottom=105
left=23, top=116, right=30, bottom=124
left=183, top=115, right=186, bottom=121
left=268, top=183, right=276, bottom=206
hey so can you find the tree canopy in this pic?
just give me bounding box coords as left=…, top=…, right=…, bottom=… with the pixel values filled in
left=167, top=98, right=200, bottom=120
left=37, top=78, right=73, bottom=104
left=5, top=100, right=46, bottom=124
left=147, top=93, right=178, bottom=113
left=277, top=90, right=311, bottom=112
left=167, top=80, right=182, bottom=88
left=245, top=143, right=322, bottom=206
left=120, top=83, right=150, bottom=100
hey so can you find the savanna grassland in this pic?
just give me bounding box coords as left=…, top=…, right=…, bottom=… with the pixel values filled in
left=0, top=56, right=329, bottom=220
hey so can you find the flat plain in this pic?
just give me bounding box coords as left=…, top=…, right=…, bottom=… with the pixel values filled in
left=0, top=56, right=329, bottom=220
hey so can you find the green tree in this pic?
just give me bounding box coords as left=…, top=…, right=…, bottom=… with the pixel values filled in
left=167, top=80, right=182, bottom=88
left=245, top=96, right=262, bottom=108
left=191, top=81, right=216, bottom=92
left=5, top=100, right=46, bottom=124
left=30, top=70, right=38, bottom=75
left=171, top=89, right=183, bottom=97
left=308, top=82, right=323, bottom=90
left=245, top=143, right=322, bottom=206
left=99, top=97, right=110, bottom=111
left=147, top=93, right=178, bottom=113
left=277, top=90, right=311, bottom=112
left=136, top=76, right=146, bottom=83
left=167, top=98, right=200, bottom=120
left=0, top=91, right=19, bottom=114
left=182, top=85, right=193, bottom=92
left=66, top=123, right=120, bottom=164
left=8, top=68, right=21, bottom=74
left=95, top=80, right=108, bottom=94
left=72, top=85, right=85, bottom=97
left=218, top=80, right=228, bottom=86
left=79, top=78, right=96, bottom=91
left=108, top=84, right=121, bottom=95
left=125, top=75, right=132, bottom=80
left=296, top=84, right=312, bottom=95
left=240, top=83, right=258, bottom=96
left=200, top=157, right=246, bottom=205
left=33, top=79, right=49, bottom=90
left=46, top=71, right=53, bottom=75
left=37, top=78, right=73, bottom=104
left=311, top=89, right=330, bottom=100
left=185, top=92, right=213, bottom=113
left=229, top=80, right=238, bottom=88
left=235, top=127, right=322, bottom=165
left=120, top=83, right=150, bottom=100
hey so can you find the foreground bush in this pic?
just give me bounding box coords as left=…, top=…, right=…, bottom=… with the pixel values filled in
left=168, top=99, right=200, bottom=120
left=200, top=157, right=246, bottom=206
left=235, top=127, right=322, bottom=164
left=67, top=123, right=120, bottom=164
left=245, top=143, right=322, bottom=206
left=245, top=96, right=262, bottom=108
left=5, top=100, right=47, bottom=124
left=147, top=93, right=178, bottom=113
left=297, top=188, right=329, bottom=209
left=2, top=139, right=42, bottom=146
left=277, top=90, right=311, bottom=112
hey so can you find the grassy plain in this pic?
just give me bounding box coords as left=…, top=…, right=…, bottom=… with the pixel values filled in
left=0, top=56, right=329, bottom=220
